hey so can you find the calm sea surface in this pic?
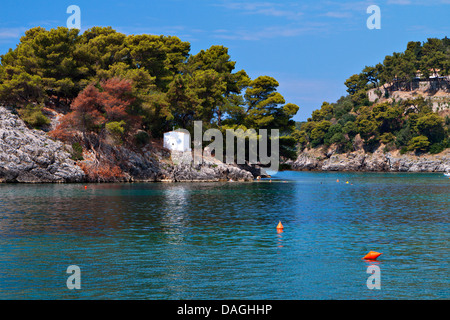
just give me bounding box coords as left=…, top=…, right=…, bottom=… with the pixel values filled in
left=0, top=171, right=448, bottom=299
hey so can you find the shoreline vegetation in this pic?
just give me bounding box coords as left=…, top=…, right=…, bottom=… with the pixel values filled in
left=292, top=37, right=450, bottom=172
left=0, top=26, right=449, bottom=182
left=0, top=26, right=297, bottom=183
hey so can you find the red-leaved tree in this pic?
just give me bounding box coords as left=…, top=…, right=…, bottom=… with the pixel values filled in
left=51, top=78, right=140, bottom=142
left=101, top=78, right=135, bottom=122
left=71, top=84, right=106, bottom=133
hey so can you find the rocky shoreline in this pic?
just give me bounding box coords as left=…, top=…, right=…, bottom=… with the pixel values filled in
left=0, top=106, right=254, bottom=183
left=1, top=106, right=449, bottom=183
left=287, top=146, right=450, bottom=173
left=0, top=107, right=85, bottom=183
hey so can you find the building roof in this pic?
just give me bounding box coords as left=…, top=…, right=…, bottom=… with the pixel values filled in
left=165, top=130, right=190, bottom=135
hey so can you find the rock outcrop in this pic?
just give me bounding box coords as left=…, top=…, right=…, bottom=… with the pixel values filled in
left=0, top=106, right=85, bottom=182
left=98, top=147, right=254, bottom=182
left=0, top=106, right=254, bottom=183
left=291, top=146, right=450, bottom=173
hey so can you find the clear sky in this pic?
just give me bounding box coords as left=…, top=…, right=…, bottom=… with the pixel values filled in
left=0, top=0, right=449, bottom=121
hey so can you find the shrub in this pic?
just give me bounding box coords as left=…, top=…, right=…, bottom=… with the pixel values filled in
left=71, top=142, right=84, bottom=161
left=279, top=163, right=292, bottom=171
left=329, top=132, right=346, bottom=145
left=134, top=130, right=150, bottom=147
left=18, top=104, right=50, bottom=128
left=399, top=146, right=408, bottom=154
left=380, top=132, right=395, bottom=144
left=407, top=135, right=430, bottom=152
left=415, top=113, right=445, bottom=143
left=395, top=125, right=413, bottom=148
left=106, top=120, right=126, bottom=143
left=429, top=142, right=445, bottom=154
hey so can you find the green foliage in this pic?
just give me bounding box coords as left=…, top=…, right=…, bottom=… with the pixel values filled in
left=344, top=74, right=367, bottom=96
left=278, top=163, right=293, bottom=171
left=310, top=102, right=334, bottom=122
left=70, top=142, right=84, bottom=161
left=6, top=26, right=450, bottom=162
left=380, top=132, right=395, bottom=144
left=377, top=38, right=450, bottom=90
left=429, top=142, right=445, bottom=154
left=414, top=113, right=445, bottom=143
left=342, top=121, right=357, bottom=136
left=329, top=132, right=346, bottom=145
left=408, top=135, right=430, bottom=152
left=0, top=70, right=47, bottom=106
left=395, top=124, right=413, bottom=148
left=279, top=135, right=298, bottom=160
left=106, top=120, right=126, bottom=138
left=17, top=104, right=50, bottom=128
left=310, top=120, right=331, bottom=146
left=295, top=37, right=450, bottom=154
left=0, top=26, right=302, bottom=166
left=324, top=124, right=343, bottom=146
left=333, top=98, right=353, bottom=118
left=356, top=118, right=378, bottom=141
left=134, top=130, right=150, bottom=147
left=399, top=146, right=408, bottom=155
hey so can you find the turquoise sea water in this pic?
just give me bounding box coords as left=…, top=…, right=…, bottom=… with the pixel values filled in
left=0, top=171, right=448, bottom=299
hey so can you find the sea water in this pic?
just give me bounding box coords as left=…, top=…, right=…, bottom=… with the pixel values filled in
left=0, top=172, right=448, bottom=299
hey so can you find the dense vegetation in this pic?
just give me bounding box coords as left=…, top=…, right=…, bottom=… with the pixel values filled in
left=0, top=26, right=299, bottom=161
left=1, top=27, right=449, bottom=171
left=296, top=37, right=450, bottom=155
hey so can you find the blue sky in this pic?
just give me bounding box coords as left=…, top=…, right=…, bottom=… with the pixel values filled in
left=1, top=0, right=449, bottom=121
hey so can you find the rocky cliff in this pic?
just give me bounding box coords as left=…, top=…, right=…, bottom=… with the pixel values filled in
left=91, top=146, right=254, bottom=182
left=0, top=106, right=254, bottom=183
left=289, top=146, right=450, bottom=172
left=367, top=88, right=450, bottom=117
left=0, top=106, right=85, bottom=182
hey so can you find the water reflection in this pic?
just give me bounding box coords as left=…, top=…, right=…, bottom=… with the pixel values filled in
left=160, top=186, right=189, bottom=244
left=0, top=172, right=448, bottom=299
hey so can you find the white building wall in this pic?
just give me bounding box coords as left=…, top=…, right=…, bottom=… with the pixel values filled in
left=163, top=131, right=191, bottom=152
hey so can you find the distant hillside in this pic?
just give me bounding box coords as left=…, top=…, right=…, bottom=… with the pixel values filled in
left=367, top=87, right=450, bottom=118
left=295, top=37, right=450, bottom=157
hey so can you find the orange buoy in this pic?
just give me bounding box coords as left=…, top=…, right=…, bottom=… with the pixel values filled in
left=363, top=251, right=382, bottom=260
left=276, top=221, right=284, bottom=230
left=84, top=186, right=87, bottom=189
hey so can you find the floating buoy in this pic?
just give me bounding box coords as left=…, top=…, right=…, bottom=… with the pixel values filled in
left=84, top=186, right=87, bottom=189
left=346, top=181, right=349, bottom=184
left=363, top=251, right=382, bottom=260
left=276, top=221, right=284, bottom=230
left=336, top=179, right=339, bottom=182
